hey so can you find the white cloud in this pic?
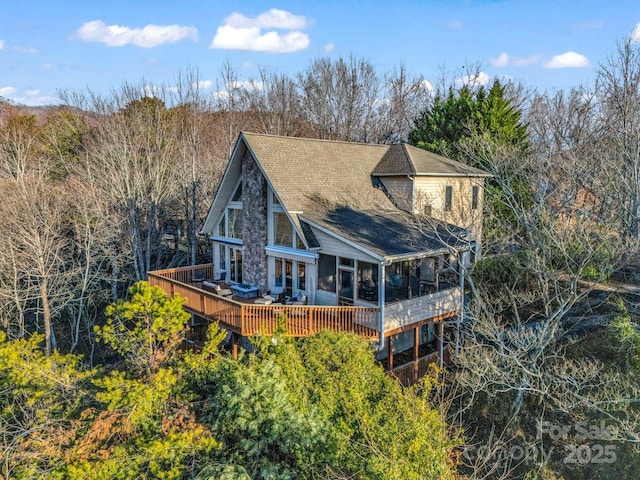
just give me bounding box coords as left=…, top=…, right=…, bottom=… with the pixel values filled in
left=0, top=40, right=4, bottom=51
left=225, top=9, right=308, bottom=29
left=42, top=63, right=54, bottom=70
left=211, top=79, right=264, bottom=102
left=12, top=95, right=59, bottom=106
left=631, top=23, right=640, bottom=43
left=455, top=71, right=490, bottom=88
left=324, top=43, right=335, bottom=52
left=491, top=52, right=543, bottom=67
left=210, top=9, right=310, bottom=53
left=142, top=85, right=165, bottom=96
left=544, top=51, right=590, bottom=69
left=418, top=79, right=434, bottom=94
left=25, top=89, right=40, bottom=96
left=572, top=21, right=603, bottom=31
left=13, top=45, right=37, bottom=54
left=491, top=52, right=510, bottom=67
left=232, top=80, right=263, bottom=91
left=446, top=20, right=463, bottom=30
left=76, top=20, right=198, bottom=48
left=0, top=86, right=17, bottom=96
left=194, top=80, right=213, bottom=89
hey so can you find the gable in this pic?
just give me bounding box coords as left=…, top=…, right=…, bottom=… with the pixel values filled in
left=202, top=132, right=486, bottom=255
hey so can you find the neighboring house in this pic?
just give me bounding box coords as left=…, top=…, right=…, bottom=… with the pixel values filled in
left=149, top=132, right=490, bottom=384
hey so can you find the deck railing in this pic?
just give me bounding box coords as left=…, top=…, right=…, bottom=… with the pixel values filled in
left=148, top=264, right=379, bottom=339
left=390, top=349, right=444, bottom=386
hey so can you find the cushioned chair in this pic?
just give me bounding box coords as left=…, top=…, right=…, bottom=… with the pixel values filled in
left=288, top=294, right=307, bottom=305
left=254, top=295, right=274, bottom=305
left=192, top=269, right=206, bottom=282
left=215, top=285, right=233, bottom=297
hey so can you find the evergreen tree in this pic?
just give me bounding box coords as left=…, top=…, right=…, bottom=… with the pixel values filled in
left=409, top=79, right=528, bottom=165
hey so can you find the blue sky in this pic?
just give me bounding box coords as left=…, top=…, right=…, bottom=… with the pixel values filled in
left=1, top=0, right=640, bottom=106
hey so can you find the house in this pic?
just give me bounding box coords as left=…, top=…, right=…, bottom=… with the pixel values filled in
left=149, top=132, right=490, bottom=384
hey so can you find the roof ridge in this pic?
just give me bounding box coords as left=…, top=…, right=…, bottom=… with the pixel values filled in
left=401, top=143, right=417, bottom=174
left=241, top=131, right=391, bottom=149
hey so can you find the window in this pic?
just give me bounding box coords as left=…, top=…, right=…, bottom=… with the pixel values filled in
left=298, top=262, right=306, bottom=291
left=472, top=185, right=479, bottom=210
left=218, top=212, right=226, bottom=237
left=273, top=211, right=293, bottom=247
left=230, top=247, right=242, bottom=283
left=339, top=257, right=354, bottom=267
left=445, top=186, right=453, bottom=211
left=231, top=183, right=242, bottom=201
left=228, top=208, right=242, bottom=239
left=219, top=244, right=226, bottom=270
left=275, top=258, right=283, bottom=287
left=318, top=254, right=336, bottom=292
left=296, top=234, right=306, bottom=250
left=385, top=261, right=411, bottom=303
left=357, top=261, right=378, bottom=302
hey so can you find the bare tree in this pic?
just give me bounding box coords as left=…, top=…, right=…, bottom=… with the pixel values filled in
left=171, top=69, right=226, bottom=266
left=241, top=66, right=304, bottom=137
left=595, top=38, right=640, bottom=239
left=0, top=174, right=79, bottom=355
left=375, top=63, right=433, bottom=144
left=62, top=83, right=182, bottom=282
left=297, top=55, right=381, bottom=142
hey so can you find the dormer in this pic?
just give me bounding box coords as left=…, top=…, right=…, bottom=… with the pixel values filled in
left=372, top=144, right=491, bottom=244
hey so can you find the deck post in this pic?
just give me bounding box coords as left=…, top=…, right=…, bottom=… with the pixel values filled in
left=414, top=325, right=420, bottom=383
left=231, top=332, right=240, bottom=360
left=438, top=322, right=444, bottom=367
left=387, top=334, right=394, bottom=371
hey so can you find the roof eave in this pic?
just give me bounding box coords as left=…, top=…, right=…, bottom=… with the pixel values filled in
left=200, top=132, right=246, bottom=234
left=298, top=216, right=385, bottom=262
left=373, top=172, right=493, bottom=178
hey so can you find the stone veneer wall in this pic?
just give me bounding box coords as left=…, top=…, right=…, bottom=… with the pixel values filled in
left=241, top=151, right=268, bottom=291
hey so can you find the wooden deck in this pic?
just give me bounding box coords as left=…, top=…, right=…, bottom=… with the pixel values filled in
left=390, top=348, right=449, bottom=387
left=148, top=264, right=379, bottom=339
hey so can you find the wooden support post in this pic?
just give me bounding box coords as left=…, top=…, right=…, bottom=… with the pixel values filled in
left=438, top=322, right=444, bottom=367
left=231, top=332, right=240, bottom=360
left=414, top=325, right=420, bottom=384
left=387, top=334, right=394, bottom=371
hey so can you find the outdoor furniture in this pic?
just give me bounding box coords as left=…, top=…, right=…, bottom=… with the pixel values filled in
left=286, top=294, right=307, bottom=305
left=215, top=285, right=233, bottom=297
left=254, top=295, right=274, bottom=305
left=192, top=269, right=206, bottom=282
left=230, top=284, right=259, bottom=299
left=202, top=281, right=217, bottom=292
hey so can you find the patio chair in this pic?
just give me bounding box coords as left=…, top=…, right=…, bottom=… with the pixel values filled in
left=287, top=294, right=307, bottom=306
left=215, top=284, right=233, bottom=297
left=192, top=269, right=206, bottom=282
left=254, top=294, right=274, bottom=305
left=213, top=271, right=227, bottom=282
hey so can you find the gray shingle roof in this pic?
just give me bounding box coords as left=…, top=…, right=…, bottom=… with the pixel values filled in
left=239, top=133, right=478, bottom=258
left=373, top=143, right=492, bottom=177
left=300, top=207, right=468, bottom=259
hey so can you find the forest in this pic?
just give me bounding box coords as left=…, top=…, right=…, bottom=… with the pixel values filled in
left=1, top=36, right=640, bottom=479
